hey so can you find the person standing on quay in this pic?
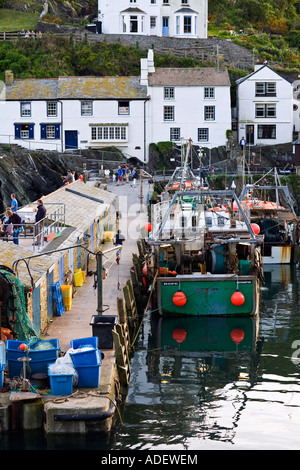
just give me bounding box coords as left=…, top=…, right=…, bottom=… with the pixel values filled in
left=10, top=193, right=18, bottom=212
left=5, top=209, right=22, bottom=245
left=34, top=199, right=47, bottom=245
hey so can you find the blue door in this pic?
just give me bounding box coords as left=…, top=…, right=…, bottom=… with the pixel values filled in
left=162, top=17, right=169, bottom=36
left=65, top=130, right=78, bottom=150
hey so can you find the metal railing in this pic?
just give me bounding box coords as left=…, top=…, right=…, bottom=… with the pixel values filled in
left=0, top=202, right=65, bottom=251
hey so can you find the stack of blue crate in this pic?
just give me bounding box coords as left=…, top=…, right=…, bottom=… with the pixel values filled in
left=69, top=336, right=102, bottom=388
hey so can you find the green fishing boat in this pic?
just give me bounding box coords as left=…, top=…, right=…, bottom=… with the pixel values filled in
left=145, top=148, right=264, bottom=317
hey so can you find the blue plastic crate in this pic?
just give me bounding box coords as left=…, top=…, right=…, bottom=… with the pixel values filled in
left=75, top=362, right=101, bottom=388
left=70, top=337, right=100, bottom=367
left=48, top=369, right=74, bottom=396
left=6, top=339, right=59, bottom=378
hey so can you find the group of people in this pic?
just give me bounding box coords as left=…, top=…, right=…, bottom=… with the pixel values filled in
left=20, top=29, right=43, bottom=40
left=62, top=170, right=83, bottom=185
left=111, top=166, right=138, bottom=187
left=0, top=182, right=47, bottom=246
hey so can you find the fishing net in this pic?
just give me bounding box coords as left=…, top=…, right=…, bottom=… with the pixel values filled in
left=0, top=268, right=40, bottom=342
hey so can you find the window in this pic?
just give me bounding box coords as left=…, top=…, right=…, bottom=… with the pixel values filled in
left=164, top=106, right=174, bottom=121
left=182, top=0, right=188, bottom=3
left=184, top=16, right=192, bottom=33
left=198, top=128, right=209, bottom=142
left=47, top=102, right=57, bottom=117
left=20, top=125, right=30, bottom=138
left=176, top=16, right=180, bottom=34
left=81, top=101, right=93, bottom=116
left=40, top=124, right=60, bottom=139
left=163, top=0, right=169, bottom=3
left=255, top=103, right=276, bottom=118
left=258, top=125, right=276, bottom=139
left=217, top=216, right=226, bottom=226
left=118, top=100, right=130, bottom=115
left=204, top=87, right=215, bottom=99
left=21, top=102, right=31, bottom=117
left=255, top=82, right=276, bottom=96
left=91, top=125, right=127, bottom=141
left=150, top=16, right=156, bottom=28
left=164, top=86, right=175, bottom=100
left=15, top=123, right=34, bottom=139
left=204, top=106, right=215, bottom=121
left=151, top=0, right=157, bottom=3
left=170, top=127, right=180, bottom=141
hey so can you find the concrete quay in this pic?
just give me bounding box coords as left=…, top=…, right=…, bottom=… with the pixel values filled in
left=0, top=178, right=148, bottom=434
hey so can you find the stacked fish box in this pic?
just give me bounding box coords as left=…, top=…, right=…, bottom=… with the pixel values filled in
left=5, top=339, right=59, bottom=378
left=69, top=337, right=102, bottom=388
left=0, top=340, right=6, bottom=388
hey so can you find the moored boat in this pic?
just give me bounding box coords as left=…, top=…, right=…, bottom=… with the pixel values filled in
left=145, top=184, right=264, bottom=317
left=238, top=169, right=299, bottom=265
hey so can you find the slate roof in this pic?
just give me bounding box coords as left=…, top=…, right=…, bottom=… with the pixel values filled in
left=0, top=181, right=117, bottom=286
left=5, top=76, right=148, bottom=101
left=148, top=68, right=230, bottom=87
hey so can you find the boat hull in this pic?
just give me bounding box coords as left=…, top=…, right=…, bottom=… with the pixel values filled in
left=156, top=274, right=259, bottom=317
left=261, top=244, right=298, bottom=265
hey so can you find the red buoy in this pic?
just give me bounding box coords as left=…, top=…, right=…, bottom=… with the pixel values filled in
left=251, top=223, right=260, bottom=235
left=172, top=290, right=187, bottom=307
left=172, top=328, right=187, bottom=343
left=144, top=223, right=152, bottom=233
left=142, top=276, right=147, bottom=288
left=231, top=291, right=245, bottom=306
left=231, top=328, right=245, bottom=344
left=19, top=343, right=27, bottom=351
left=142, top=264, right=148, bottom=277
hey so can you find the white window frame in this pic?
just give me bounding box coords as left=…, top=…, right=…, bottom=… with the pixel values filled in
left=91, top=125, right=128, bottom=142
left=164, top=86, right=175, bottom=100
left=204, top=106, right=215, bottom=121
left=47, top=101, right=57, bottom=117
left=170, top=127, right=180, bottom=141
left=204, top=87, right=215, bottom=99
left=81, top=101, right=93, bottom=116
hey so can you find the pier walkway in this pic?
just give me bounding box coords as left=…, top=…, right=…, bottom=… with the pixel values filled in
left=40, top=178, right=148, bottom=433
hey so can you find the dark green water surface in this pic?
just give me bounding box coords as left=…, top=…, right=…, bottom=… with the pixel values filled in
left=1, top=265, right=300, bottom=451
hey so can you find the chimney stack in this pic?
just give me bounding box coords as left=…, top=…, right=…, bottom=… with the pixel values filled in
left=5, top=70, right=14, bottom=86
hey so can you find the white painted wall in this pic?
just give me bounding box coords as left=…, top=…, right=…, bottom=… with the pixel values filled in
left=148, top=83, right=231, bottom=149
left=237, top=66, right=293, bottom=145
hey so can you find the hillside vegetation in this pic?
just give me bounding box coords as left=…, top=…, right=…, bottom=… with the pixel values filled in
left=0, top=0, right=299, bottom=80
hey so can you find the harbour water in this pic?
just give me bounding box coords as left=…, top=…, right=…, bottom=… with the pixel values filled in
left=1, top=264, right=300, bottom=451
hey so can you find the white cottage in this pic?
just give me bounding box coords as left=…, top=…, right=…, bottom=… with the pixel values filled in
left=142, top=50, right=232, bottom=149
left=236, top=64, right=293, bottom=147
left=98, top=0, right=208, bottom=38
left=0, top=51, right=231, bottom=161
left=1, top=71, right=149, bottom=162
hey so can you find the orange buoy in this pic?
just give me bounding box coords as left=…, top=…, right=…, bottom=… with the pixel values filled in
left=251, top=223, right=260, bottom=235
left=19, top=343, right=28, bottom=351
left=231, top=291, right=245, bottom=306
left=231, top=328, right=245, bottom=344
left=142, top=276, right=147, bottom=288
left=172, top=328, right=187, bottom=343
left=172, top=290, right=187, bottom=307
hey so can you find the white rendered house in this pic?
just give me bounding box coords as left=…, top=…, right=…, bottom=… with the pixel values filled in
left=236, top=64, right=293, bottom=146
left=142, top=50, right=232, bottom=149
left=0, top=71, right=149, bottom=162
left=0, top=51, right=231, bottom=162
left=98, top=0, right=208, bottom=38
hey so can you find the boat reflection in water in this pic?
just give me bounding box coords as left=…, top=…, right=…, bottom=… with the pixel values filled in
left=147, top=312, right=262, bottom=388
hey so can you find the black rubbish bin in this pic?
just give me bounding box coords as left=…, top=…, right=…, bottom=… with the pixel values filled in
left=90, top=315, right=118, bottom=349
